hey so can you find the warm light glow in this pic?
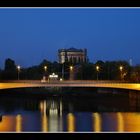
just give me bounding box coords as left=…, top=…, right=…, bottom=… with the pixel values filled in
left=60, top=78, right=63, bottom=81
left=119, top=66, right=123, bottom=71
left=16, top=114, right=22, bottom=132
left=92, top=113, right=101, bottom=132
left=0, top=116, right=16, bottom=131
left=96, top=65, right=99, bottom=71
left=42, top=115, right=48, bottom=132
left=40, top=101, right=48, bottom=132
left=70, top=66, right=73, bottom=71
left=117, top=113, right=124, bottom=132
left=122, top=113, right=140, bottom=132
left=40, top=101, right=44, bottom=114
left=44, top=66, right=47, bottom=71
left=48, top=101, right=59, bottom=131
left=49, top=73, right=58, bottom=78
left=17, top=65, right=21, bottom=71
left=67, top=113, right=75, bottom=132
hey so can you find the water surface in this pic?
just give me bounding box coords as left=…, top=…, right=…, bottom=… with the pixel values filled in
left=0, top=90, right=140, bottom=132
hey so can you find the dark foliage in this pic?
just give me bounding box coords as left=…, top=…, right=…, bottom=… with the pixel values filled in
left=0, top=58, right=139, bottom=82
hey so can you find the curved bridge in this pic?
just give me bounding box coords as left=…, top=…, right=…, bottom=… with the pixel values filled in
left=0, top=80, right=140, bottom=91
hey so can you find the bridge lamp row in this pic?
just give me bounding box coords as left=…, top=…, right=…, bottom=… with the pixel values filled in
left=95, top=65, right=124, bottom=72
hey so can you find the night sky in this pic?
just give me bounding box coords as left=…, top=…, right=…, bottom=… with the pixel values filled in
left=0, top=7, right=140, bottom=69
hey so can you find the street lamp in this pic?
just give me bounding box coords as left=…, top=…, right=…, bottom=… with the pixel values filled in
left=96, top=65, right=100, bottom=80
left=119, top=66, right=123, bottom=80
left=70, top=66, right=73, bottom=71
left=43, top=66, right=47, bottom=82
left=62, top=63, right=64, bottom=80
left=44, top=66, right=47, bottom=72
left=17, top=65, right=21, bottom=80
left=70, top=66, right=74, bottom=80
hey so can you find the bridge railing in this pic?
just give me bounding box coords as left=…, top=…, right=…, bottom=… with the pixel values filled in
left=0, top=79, right=135, bottom=84
left=0, top=80, right=40, bottom=83
left=57, top=80, right=130, bottom=84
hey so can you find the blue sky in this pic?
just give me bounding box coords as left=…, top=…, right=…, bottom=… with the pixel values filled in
left=0, top=8, right=140, bottom=68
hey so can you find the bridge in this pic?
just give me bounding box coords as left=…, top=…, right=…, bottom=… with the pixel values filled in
left=0, top=80, right=140, bottom=91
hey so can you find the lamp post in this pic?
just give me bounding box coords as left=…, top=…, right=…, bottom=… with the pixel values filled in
left=119, top=66, right=123, bottom=80
left=96, top=65, right=100, bottom=80
left=43, top=66, right=47, bottom=81
left=69, top=66, right=74, bottom=80
left=62, top=63, right=64, bottom=80
left=17, top=65, right=21, bottom=80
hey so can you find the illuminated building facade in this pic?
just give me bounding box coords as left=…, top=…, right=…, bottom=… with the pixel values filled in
left=58, top=47, right=88, bottom=64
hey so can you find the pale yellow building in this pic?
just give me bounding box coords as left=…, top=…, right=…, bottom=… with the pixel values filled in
left=58, top=47, right=88, bottom=64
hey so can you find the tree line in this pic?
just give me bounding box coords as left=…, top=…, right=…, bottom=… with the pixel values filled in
left=0, top=58, right=140, bottom=82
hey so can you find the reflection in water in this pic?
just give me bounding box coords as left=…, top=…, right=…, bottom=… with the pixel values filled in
left=60, top=101, right=63, bottom=116
left=0, top=92, right=140, bottom=132
left=40, top=101, right=48, bottom=132
left=40, top=100, right=63, bottom=132
left=122, top=113, right=140, bottom=132
left=117, top=112, right=124, bottom=132
left=16, top=114, right=22, bottom=132
left=92, top=113, right=101, bottom=132
left=48, top=100, right=59, bottom=131
left=0, top=116, right=16, bottom=131
left=67, top=113, right=75, bottom=132
left=59, top=101, right=63, bottom=131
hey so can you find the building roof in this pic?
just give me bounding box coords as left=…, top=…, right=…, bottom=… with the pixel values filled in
left=58, top=47, right=84, bottom=52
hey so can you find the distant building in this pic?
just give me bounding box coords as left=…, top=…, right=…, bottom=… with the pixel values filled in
left=58, top=47, right=88, bottom=64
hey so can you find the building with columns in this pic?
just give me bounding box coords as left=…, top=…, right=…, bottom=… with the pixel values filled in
left=58, top=47, right=88, bottom=64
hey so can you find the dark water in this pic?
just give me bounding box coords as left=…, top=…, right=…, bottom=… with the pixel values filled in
left=0, top=89, right=140, bottom=132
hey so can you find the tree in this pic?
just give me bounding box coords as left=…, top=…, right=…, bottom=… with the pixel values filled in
left=76, top=63, right=95, bottom=80
left=130, top=65, right=140, bottom=82
left=4, top=58, right=16, bottom=71
left=2, top=58, right=17, bottom=80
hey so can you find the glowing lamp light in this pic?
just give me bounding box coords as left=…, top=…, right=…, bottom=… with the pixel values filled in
left=70, top=66, right=73, bottom=71
left=17, top=65, right=21, bottom=70
left=119, top=66, right=123, bottom=71
left=44, top=66, right=47, bottom=71
left=96, top=65, right=99, bottom=71
left=49, top=73, right=58, bottom=78
left=60, top=78, right=63, bottom=81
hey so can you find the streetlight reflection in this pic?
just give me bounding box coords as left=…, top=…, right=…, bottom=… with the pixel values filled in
left=117, top=112, right=124, bottom=132
left=40, top=100, right=48, bottom=132
left=67, top=113, right=75, bottom=132
left=92, top=113, right=101, bottom=132
left=16, top=114, right=22, bottom=132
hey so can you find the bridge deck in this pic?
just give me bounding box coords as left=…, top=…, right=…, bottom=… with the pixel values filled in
left=0, top=80, right=140, bottom=91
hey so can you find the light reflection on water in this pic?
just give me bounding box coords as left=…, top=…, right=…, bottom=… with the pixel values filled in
left=92, top=113, right=101, bottom=132
left=16, top=114, right=22, bottom=132
left=0, top=96, right=140, bottom=132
